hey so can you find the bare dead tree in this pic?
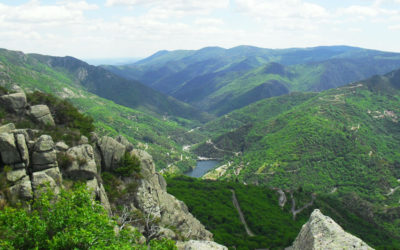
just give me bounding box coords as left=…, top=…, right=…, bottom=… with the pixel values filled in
left=143, top=206, right=160, bottom=243
left=118, top=205, right=141, bottom=231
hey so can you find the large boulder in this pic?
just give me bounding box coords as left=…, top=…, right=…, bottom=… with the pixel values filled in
left=6, top=169, right=27, bottom=183
left=96, top=136, right=126, bottom=171
left=177, top=240, right=228, bottom=250
left=0, top=92, right=27, bottom=114
left=287, top=209, right=373, bottom=250
left=55, top=141, right=69, bottom=152
left=8, top=176, right=33, bottom=202
left=64, top=144, right=97, bottom=180
left=0, top=132, right=22, bottom=166
left=28, top=105, right=55, bottom=126
left=31, top=167, right=62, bottom=197
left=34, top=135, right=55, bottom=152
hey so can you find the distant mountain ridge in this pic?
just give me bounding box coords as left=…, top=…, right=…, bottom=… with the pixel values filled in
left=104, top=45, right=400, bottom=115
left=30, top=53, right=211, bottom=123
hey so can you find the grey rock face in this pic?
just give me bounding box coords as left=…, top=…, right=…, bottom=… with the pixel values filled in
left=287, top=209, right=373, bottom=250
left=34, top=135, right=55, bottom=152
left=28, top=105, right=55, bottom=126
left=0, top=132, right=21, bottom=165
left=0, top=123, right=15, bottom=133
left=86, top=177, right=111, bottom=213
left=79, top=135, right=89, bottom=145
left=6, top=169, right=27, bottom=183
left=9, top=176, right=33, bottom=202
left=10, top=84, right=24, bottom=93
left=32, top=135, right=58, bottom=171
left=116, top=135, right=134, bottom=151
left=64, top=144, right=97, bottom=180
left=0, top=92, right=27, bottom=114
left=12, top=128, right=38, bottom=142
left=32, top=151, right=57, bottom=170
left=31, top=167, right=62, bottom=196
left=15, top=134, right=29, bottom=166
left=97, top=136, right=126, bottom=171
left=176, top=240, right=228, bottom=250
left=89, top=132, right=99, bottom=143
left=55, top=141, right=69, bottom=152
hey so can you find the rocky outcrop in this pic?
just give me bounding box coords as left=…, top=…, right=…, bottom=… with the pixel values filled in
left=28, top=105, right=55, bottom=126
left=63, top=143, right=111, bottom=212
left=30, top=135, right=62, bottom=197
left=0, top=123, right=15, bottom=134
left=129, top=149, right=213, bottom=241
left=32, top=135, right=57, bottom=171
left=176, top=240, right=228, bottom=250
left=287, top=209, right=373, bottom=250
left=0, top=87, right=215, bottom=244
left=0, top=131, right=63, bottom=201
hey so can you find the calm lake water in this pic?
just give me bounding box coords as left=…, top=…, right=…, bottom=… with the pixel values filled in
left=185, top=160, right=219, bottom=178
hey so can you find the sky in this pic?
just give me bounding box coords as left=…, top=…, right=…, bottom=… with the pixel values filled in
left=0, top=0, right=400, bottom=60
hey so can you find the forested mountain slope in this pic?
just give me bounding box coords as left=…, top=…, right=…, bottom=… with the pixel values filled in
left=195, top=68, right=400, bottom=205
left=104, top=46, right=400, bottom=115
left=30, top=53, right=210, bottom=122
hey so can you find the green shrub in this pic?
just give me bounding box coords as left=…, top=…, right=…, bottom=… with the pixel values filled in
left=0, top=86, right=8, bottom=96
left=0, top=107, right=5, bottom=120
left=56, top=152, right=74, bottom=169
left=27, top=91, right=95, bottom=136
left=114, top=152, right=141, bottom=178
left=0, top=184, right=176, bottom=249
left=101, top=172, right=124, bottom=203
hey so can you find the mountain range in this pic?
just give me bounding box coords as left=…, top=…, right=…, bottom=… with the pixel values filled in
left=1, top=45, right=400, bottom=249
left=0, top=48, right=206, bottom=172
left=103, top=45, right=400, bottom=115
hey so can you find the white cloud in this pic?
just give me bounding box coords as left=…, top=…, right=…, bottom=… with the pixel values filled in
left=195, top=18, right=224, bottom=26
left=234, top=0, right=329, bottom=31
left=389, top=24, right=400, bottom=29
left=106, top=0, right=229, bottom=13
left=0, top=1, right=98, bottom=23
left=338, top=5, right=396, bottom=17
left=235, top=0, right=329, bottom=19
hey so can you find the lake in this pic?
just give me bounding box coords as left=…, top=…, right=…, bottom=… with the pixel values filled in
left=185, top=160, right=219, bottom=178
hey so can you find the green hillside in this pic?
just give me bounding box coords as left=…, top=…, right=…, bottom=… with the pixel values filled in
left=195, top=69, right=400, bottom=205
left=0, top=48, right=205, bottom=171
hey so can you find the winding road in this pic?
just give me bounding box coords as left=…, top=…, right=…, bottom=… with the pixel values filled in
left=230, top=189, right=255, bottom=237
